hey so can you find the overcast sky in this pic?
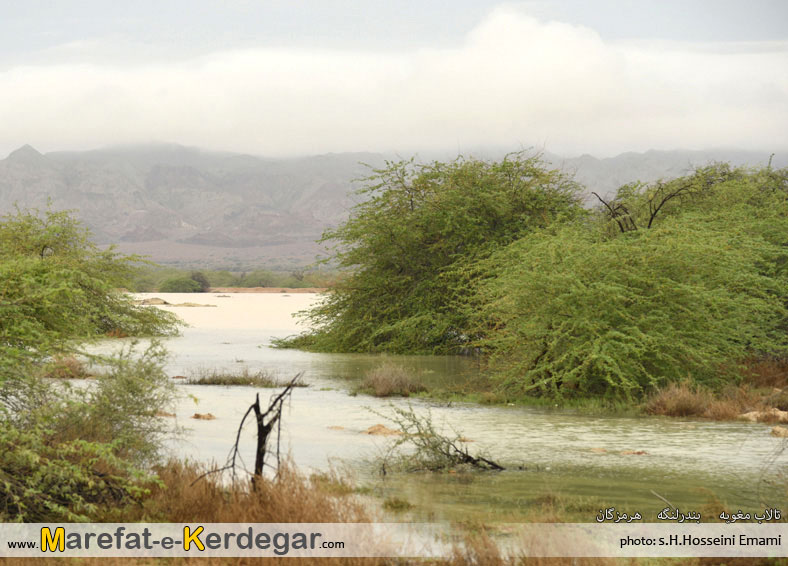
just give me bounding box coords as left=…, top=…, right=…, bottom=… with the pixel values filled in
left=1, top=0, right=786, bottom=158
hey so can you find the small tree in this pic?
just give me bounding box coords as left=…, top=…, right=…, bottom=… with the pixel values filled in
left=159, top=277, right=202, bottom=292
left=0, top=207, right=179, bottom=369
left=189, top=271, right=211, bottom=292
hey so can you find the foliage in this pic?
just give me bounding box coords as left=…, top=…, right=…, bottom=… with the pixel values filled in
left=127, top=265, right=340, bottom=291
left=0, top=421, right=155, bottom=522
left=281, top=152, right=584, bottom=353
left=477, top=165, right=788, bottom=399
left=159, top=276, right=202, bottom=292
left=61, top=343, right=176, bottom=464
left=0, top=342, right=173, bottom=522
left=189, top=270, right=211, bottom=291
left=0, top=206, right=181, bottom=521
left=0, top=206, right=180, bottom=371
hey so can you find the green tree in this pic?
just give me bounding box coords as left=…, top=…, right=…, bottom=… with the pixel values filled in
left=281, top=152, right=584, bottom=353
left=0, top=207, right=179, bottom=372
left=189, top=271, right=211, bottom=291
left=476, top=165, right=788, bottom=400
left=160, top=276, right=202, bottom=292
left=0, top=206, right=181, bottom=521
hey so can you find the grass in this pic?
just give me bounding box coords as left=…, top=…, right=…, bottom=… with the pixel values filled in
left=644, top=380, right=774, bottom=421
left=355, top=362, right=427, bottom=397
left=382, top=496, right=413, bottom=512
left=5, top=457, right=786, bottom=565
left=309, top=469, right=356, bottom=496
left=185, top=367, right=308, bottom=388
left=134, top=460, right=369, bottom=524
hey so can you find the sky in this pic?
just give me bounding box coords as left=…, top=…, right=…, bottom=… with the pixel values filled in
left=0, top=0, right=786, bottom=158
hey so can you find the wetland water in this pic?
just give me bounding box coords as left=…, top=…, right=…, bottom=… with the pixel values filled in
left=94, top=292, right=787, bottom=522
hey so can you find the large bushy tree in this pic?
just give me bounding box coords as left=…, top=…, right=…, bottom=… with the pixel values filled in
left=477, top=165, right=788, bottom=399
left=0, top=207, right=179, bottom=370
left=283, top=153, right=584, bottom=353
left=0, top=206, right=181, bottom=521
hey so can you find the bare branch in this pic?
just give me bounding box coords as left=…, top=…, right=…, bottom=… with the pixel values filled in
left=190, top=373, right=303, bottom=486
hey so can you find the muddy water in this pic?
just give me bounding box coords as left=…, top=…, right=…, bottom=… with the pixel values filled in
left=93, top=293, right=787, bottom=522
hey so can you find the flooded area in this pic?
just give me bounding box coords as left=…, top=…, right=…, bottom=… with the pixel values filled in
left=91, top=292, right=787, bottom=522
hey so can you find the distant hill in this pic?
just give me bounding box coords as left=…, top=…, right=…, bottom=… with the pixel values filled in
left=0, top=144, right=385, bottom=268
left=544, top=148, right=785, bottom=200
left=0, top=144, right=783, bottom=268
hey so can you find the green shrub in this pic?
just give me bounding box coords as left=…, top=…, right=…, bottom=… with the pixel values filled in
left=0, top=422, right=156, bottom=522
left=159, top=277, right=202, bottom=292
left=0, top=343, right=174, bottom=521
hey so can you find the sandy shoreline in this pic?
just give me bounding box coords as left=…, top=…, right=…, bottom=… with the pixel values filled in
left=208, top=287, right=327, bottom=293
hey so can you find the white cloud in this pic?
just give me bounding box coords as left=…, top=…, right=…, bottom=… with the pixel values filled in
left=1, top=4, right=786, bottom=157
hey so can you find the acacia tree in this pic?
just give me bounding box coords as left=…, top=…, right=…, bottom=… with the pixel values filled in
left=0, top=207, right=181, bottom=521
left=282, top=152, right=584, bottom=353
left=476, top=165, right=788, bottom=399
left=0, top=207, right=179, bottom=371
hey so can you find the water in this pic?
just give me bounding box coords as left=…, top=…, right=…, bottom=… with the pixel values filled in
left=91, top=292, right=788, bottom=522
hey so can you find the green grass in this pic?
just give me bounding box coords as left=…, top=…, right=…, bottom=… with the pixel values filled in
left=185, top=367, right=308, bottom=388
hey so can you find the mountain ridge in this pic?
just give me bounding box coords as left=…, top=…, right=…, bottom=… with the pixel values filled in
left=0, top=144, right=784, bottom=268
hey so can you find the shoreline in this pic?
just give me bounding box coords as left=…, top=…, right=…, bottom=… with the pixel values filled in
left=208, top=286, right=327, bottom=293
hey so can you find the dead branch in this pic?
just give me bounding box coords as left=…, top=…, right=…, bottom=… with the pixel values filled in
left=592, top=192, right=637, bottom=233
left=377, top=404, right=505, bottom=472
left=190, top=373, right=302, bottom=486
left=645, top=180, right=695, bottom=228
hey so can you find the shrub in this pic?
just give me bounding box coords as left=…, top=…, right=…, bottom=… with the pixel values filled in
left=0, top=422, right=156, bottom=522
left=189, top=271, right=211, bottom=291
left=644, top=381, right=762, bottom=420
left=159, top=277, right=202, bottom=292
left=0, top=343, right=175, bottom=522
left=644, top=382, right=715, bottom=417
left=377, top=404, right=503, bottom=472
left=60, top=342, right=176, bottom=464
left=358, top=363, right=426, bottom=397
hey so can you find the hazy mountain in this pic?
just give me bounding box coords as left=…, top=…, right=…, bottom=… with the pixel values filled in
left=0, top=144, right=385, bottom=268
left=0, top=144, right=783, bottom=268
left=545, top=149, right=785, bottom=200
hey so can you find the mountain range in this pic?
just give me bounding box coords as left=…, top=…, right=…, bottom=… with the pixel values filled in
left=0, top=143, right=783, bottom=268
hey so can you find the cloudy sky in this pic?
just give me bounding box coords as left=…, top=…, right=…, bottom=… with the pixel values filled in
left=1, top=0, right=786, bottom=158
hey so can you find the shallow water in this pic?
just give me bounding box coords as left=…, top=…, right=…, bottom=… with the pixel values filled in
left=91, top=292, right=788, bottom=521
